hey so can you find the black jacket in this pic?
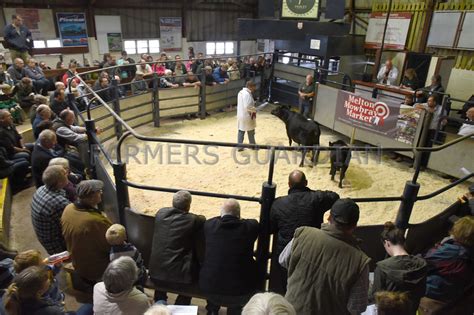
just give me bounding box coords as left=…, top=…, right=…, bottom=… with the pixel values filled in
left=199, top=215, right=259, bottom=296
left=0, top=125, right=22, bottom=158
left=31, top=143, right=62, bottom=187
left=270, top=187, right=339, bottom=255
left=148, top=207, right=205, bottom=284
left=370, top=255, right=428, bottom=314
left=3, top=24, right=32, bottom=52
left=0, top=147, right=13, bottom=179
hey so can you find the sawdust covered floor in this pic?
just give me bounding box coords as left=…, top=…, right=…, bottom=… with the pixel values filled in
left=103, top=108, right=468, bottom=225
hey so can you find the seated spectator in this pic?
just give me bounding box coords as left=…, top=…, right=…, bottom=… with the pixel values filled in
left=66, top=79, right=88, bottom=112
left=375, top=291, right=411, bottom=315
left=7, top=58, right=26, bottom=84
left=0, top=83, right=23, bottom=124
left=102, top=56, right=120, bottom=80
left=200, top=199, right=259, bottom=315
left=62, top=61, right=80, bottom=87
left=280, top=199, right=370, bottom=315
left=24, top=58, right=50, bottom=96
left=105, top=224, right=147, bottom=289
left=370, top=222, right=427, bottom=314
left=228, top=59, right=241, bottom=81
left=3, top=265, right=91, bottom=315
left=212, top=64, right=229, bottom=84
left=186, top=57, right=195, bottom=72
left=149, top=190, right=205, bottom=305
left=182, top=72, right=201, bottom=89
left=402, top=94, right=415, bottom=107
left=136, top=59, right=153, bottom=77
left=400, top=68, right=419, bottom=90
left=39, top=61, right=50, bottom=71
left=195, top=58, right=210, bottom=75
left=50, top=89, right=68, bottom=116
left=99, top=53, right=112, bottom=68
left=458, top=107, right=474, bottom=138
left=172, top=55, right=187, bottom=84
left=204, top=66, right=217, bottom=86
left=419, top=216, right=474, bottom=314
left=12, top=77, right=48, bottom=109
left=61, top=180, right=112, bottom=285
left=159, top=70, right=179, bottom=88
left=32, top=104, right=52, bottom=138
left=31, top=165, right=70, bottom=254
left=0, top=146, right=29, bottom=193
left=52, top=109, right=87, bottom=149
left=95, top=77, right=114, bottom=103
left=242, top=292, right=296, bottom=315
left=0, top=109, right=33, bottom=161
left=13, top=250, right=66, bottom=309
left=118, top=50, right=136, bottom=79
left=93, top=257, right=150, bottom=315
left=460, top=94, right=474, bottom=119
left=49, top=81, right=65, bottom=104
left=56, top=61, right=65, bottom=69
left=131, top=71, right=148, bottom=95
left=48, top=157, right=80, bottom=202
left=31, top=130, right=62, bottom=187
left=415, top=74, right=444, bottom=104
left=0, top=65, right=15, bottom=86
left=144, top=305, right=171, bottom=315
left=152, top=60, right=167, bottom=77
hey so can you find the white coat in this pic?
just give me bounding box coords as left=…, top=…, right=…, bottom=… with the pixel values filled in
left=237, top=87, right=256, bottom=131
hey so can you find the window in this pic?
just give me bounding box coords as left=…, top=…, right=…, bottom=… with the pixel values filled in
left=206, top=41, right=234, bottom=55
left=124, top=39, right=160, bottom=55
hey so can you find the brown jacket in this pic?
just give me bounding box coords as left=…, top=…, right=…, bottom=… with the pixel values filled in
left=61, top=202, right=112, bottom=282
left=285, top=225, right=370, bottom=315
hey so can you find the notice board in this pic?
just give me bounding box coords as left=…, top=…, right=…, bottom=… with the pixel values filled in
left=365, top=12, right=412, bottom=50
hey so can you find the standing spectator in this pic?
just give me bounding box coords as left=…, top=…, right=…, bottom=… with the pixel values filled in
left=93, top=257, right=150, bottom=315
left=419, top=216, right=474, bottom=315
left=61, top=180, right=112, bottom=285
left=131, top=71, right=148, bottom=95
left=148, top=190, right=205, bottom=305
left=298, top=74, right=315, bottom=118
left=24, top=58, right=50, bottom=96
left=0, top=109, right=33, bottom=161
left=370, top=222, right=427, bottom=314
left=50, top=89, right=68, bottom=116
left=31, top=165, right=70, bottom=255
left=188, top=47, right=195, bottom=59
left=7, top=58, right=26, bottom=84
left=416, top=74, right=445, bottom=104
left=375, top=291, right=412, bottom=315
left=280, top=199, right=370, bottom=315
left=203, top=66, right=217, bottom=86
left=172, top=55, right=187, bottom=84
left=237, top=81, right=257, bottom=150
left=3, top=15, right=32, bottom=63
left=212, top=64, right=229, bottom=84
left=400, top=68, right=419, bottom=90
left=200, top=199, right=259, bottom=315
left=377, top=59, right=399, bottom=85
left=458, top=107, right=474, bottom=138
left=105, top=224, right=148, bottom=289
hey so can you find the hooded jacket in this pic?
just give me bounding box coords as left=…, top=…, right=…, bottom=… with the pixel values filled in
left=370, top=255, right=428, bottom=314
left=93, top=282, right=150, bottom=315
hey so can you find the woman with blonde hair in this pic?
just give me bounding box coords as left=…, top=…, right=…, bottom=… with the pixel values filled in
left=242, top=292, right=296, bottom=315
left=400, top=68, right=419, bottom=90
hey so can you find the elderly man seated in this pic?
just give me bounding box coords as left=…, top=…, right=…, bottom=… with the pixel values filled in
left=31, top=165, right=70, bottom=255
left=149, top=190, right=205, bottom=305
left=458, top=107, right=474, bottom=138
left=200, top=199, right=259, bottom=315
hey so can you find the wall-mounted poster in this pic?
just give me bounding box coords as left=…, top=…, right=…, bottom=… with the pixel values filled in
left=107, top=33, right=122, bottom=52
left=365, top=13, right=412, bottom=50
left=159, top=17, right=182, bottom=52
left=56, top=12, right=88, bottom=47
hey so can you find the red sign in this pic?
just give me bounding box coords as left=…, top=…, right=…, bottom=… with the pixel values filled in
left=365, top=12, right=412, bottom=50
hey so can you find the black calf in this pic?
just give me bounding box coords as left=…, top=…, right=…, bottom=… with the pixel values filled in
left=329, top=140, right=351, bottom=188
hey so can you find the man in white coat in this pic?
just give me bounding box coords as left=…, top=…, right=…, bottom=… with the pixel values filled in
left=237, top=81, right=257, bottom=151
left=377, top=59, right=399, bottom=85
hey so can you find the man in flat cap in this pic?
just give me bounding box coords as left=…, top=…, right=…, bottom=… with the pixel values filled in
left=61, top=179, right=112, bottom=289
left=280, top=198, right=370, bottom=315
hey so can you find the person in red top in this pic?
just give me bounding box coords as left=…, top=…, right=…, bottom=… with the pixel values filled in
left=62, top=61, right=80, bottom=87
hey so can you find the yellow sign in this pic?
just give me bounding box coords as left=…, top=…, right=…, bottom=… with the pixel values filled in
left=281, top=0, right=320, bottom=20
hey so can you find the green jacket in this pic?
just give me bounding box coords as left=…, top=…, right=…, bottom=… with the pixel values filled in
left=285, top=225, right=370, bottom=315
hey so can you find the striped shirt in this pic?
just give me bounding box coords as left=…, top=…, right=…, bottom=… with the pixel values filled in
left=110, top=243, right=147, bottom=286
left=31, top=186, right=70, bottom=254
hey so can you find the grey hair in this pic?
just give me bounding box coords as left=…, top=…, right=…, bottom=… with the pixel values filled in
left=42, top=165, right=66, bottom=190
left=0, top=109, right=9, bottom=119
left=172, top=190, right=192, bottom=211
left=144, top=305, right=171, bottom=315
left=38, top=129, right=56, bottom=146
left=221, top=198, right=240, bottom=218
left=103, top=256, right=138, bottom=294
left=242, top=292, right=296, bottom=315
left=49, top=157, right=70, bottom=169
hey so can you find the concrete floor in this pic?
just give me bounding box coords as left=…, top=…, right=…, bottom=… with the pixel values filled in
left=8, top=185, right=225, bottom=314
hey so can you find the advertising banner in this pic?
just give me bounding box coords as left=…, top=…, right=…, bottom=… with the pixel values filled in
left=335, top=90, right=421, bottom=145
left=56, top=12, right=88, bottom=47
left=365, top=12, right=412, bottom=50
left=159, top=17, right=182, bottom=52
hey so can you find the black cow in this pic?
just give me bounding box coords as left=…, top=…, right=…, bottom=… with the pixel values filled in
left=271, top=105, right=321, bottom=167
left=329, top=140, right=351, bottom=188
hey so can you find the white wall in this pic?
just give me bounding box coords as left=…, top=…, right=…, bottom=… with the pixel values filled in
left=446, top=68, right=474, bottom=110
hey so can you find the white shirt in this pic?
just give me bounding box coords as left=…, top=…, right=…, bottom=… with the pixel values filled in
left=377, top=65, right=399, bottom=85
left=136, top=64, right=153, bottom=75
left=237, top=87, right=256, bottom=131
left=458, top=121, right=474, bottom=138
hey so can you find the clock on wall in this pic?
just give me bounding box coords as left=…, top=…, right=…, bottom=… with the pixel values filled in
left=281, top=0, right=321, bottom=20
